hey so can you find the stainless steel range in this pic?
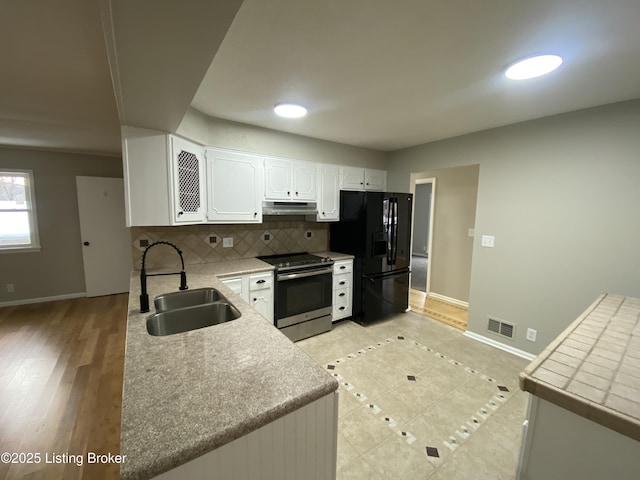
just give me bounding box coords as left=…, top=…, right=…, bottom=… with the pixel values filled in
left=258, top=252, right=334, bottom=341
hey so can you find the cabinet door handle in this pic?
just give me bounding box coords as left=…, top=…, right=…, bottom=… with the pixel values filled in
left=256, top=279, right=266, bottom=284
left=340, top=266, right=346, bottom=270
left=339, top=306, right=345, bottom=311
left=339, top=293, right=346, bottom=297
left=178, top=211, right=184, bottom=216
left=296, top=191, right=299, bottom=196
left=339, top=281, right=345, bottom=285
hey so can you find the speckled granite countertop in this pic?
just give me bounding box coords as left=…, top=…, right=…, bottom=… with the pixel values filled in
left=313, top=251, right=355, bottom=261
left=519, top=293, right=640, bottom=441
left=120, top=258, right=338, bottom=480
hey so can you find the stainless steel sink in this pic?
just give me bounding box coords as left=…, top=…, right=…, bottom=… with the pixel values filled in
left=146, top=302, right=242, bottom=336
left=154, top=287, right=226, bottom=313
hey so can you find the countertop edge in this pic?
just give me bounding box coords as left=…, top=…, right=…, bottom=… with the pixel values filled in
left=519, top=293, right=640, bottom=442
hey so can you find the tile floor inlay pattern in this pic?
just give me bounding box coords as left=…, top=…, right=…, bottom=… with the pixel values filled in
left=296, top=313, right=529, bottom=479
left=323, top=335, right=518, bottom=471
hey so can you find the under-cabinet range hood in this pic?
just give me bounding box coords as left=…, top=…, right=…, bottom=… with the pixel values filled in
left=262, top=201, right=318, bottom=216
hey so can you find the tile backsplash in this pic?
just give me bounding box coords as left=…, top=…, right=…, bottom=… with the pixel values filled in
left=131, top=221, right=329, bottom=270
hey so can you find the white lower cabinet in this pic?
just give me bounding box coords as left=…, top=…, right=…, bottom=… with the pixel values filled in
left=154, top=391, right=338, bottom=480
left=332, top=259, right=353, bottom=321
left=248, top=272, right=274, bottom=323
left=221, top=272, right=273, bottom=323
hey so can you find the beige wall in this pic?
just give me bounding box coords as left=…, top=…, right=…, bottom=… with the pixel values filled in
left=411, top=165, right=479, bottom=303
left=0, top=147, right=123, bottom=303
left=388, top=99, right=640, bottom=355
left=178, top=107, right=388, bottom=169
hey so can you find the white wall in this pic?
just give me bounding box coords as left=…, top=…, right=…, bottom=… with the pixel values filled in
left=388, top=99, right=640, bottom=355
left=177, top=107, right=388, bottom=169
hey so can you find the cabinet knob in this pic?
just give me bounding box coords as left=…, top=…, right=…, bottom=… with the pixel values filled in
left=366, top=182, right=370, bottom=185
left=254, top=212, right=257, bottom=217
left=323, top=211, right=326, bottom=215
left=339, top=281, right=345, bottom=285
left=339, top=306, right=345, bottom=311
left=253, top=298, right=257, bottom=302
left=287, top=191, right=290, bottom=195
left=360, top=182, right=364, bottom=185
left=178, top=211, right=184, bottom=216
left=83, top=241, right=90, bottom=246
left=295, top=191, right=299, bottom=196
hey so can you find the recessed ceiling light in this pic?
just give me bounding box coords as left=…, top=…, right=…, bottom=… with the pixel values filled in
left=274, top=103, right=307, bottom=118
left=505, top=54, right=563, bottom=80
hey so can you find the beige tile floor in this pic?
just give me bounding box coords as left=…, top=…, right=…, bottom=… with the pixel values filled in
left=296, top=311, right=530, bottom=480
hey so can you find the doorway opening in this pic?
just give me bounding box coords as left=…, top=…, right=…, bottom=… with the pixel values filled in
left=409, top=167, right=477, bottom=332
left=410, top=179, right=434, bottom=293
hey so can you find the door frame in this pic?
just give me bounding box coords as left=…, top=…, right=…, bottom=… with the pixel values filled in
left=411, top=177, right=436, bottom=295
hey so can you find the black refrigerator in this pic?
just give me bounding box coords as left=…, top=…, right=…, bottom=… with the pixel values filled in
left=330, top=191, right=413, bottom=324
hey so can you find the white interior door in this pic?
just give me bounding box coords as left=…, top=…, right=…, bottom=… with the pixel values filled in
left=76, top=176, right=132, bottom=297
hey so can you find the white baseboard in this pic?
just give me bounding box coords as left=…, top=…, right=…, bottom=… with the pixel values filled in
left=464, top=330, right=537, bottom=361
left=428, top=292, right=469, bottom=309
left=0, top=292, right=86, bottom=308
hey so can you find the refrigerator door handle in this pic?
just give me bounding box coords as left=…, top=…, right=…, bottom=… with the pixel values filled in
left=386, top=199, right=393, bottom=265
left=391, top=197, right=399, bottom=265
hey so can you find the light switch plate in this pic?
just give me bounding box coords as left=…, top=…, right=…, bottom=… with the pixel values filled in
left=526, top=328, right=537, bottom=342
left=223, top=237, right=233, bottom=248
left=481, top=235, right=495, bottom=248
left=468, top=228, right=475, bottom=237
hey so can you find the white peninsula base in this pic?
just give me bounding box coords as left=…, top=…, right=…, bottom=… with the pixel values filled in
left=154, top=392, right=338, bottom=480
left=517, top=395, right=639, bottom=480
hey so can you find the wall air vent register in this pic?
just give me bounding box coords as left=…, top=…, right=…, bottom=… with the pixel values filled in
left=487, top=317, right=515, bottom=340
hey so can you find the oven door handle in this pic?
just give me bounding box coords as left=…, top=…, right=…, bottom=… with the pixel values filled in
left=277, top=268, right=333, bottom=281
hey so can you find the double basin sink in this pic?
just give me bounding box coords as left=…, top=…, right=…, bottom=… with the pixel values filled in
left=146, top=288, right=241, bottom=336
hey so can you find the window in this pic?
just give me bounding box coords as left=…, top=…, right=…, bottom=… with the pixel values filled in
left=0, top=169, right=40, bottom=252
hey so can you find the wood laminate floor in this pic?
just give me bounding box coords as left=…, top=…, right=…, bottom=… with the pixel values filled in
left=0, top=294, right=128, bottom=480
left=409, top=289, right=468, bottom=331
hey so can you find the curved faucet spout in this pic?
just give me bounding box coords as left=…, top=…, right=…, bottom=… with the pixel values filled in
left=139, top=241, right=188, bottom=313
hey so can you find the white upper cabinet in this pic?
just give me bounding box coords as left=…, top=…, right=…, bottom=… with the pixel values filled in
left=122, top=127, right=205, bottom=226
left=171, top=136, right=206, bottom=223
left=264, top=157, right=317, bottom=201
left=317, top=164, right=340, bottom=222
left=364, top=169, right=387, bottom=191
left=339, top=166, right=387, bottom=191
left=206, top=148, right=263, bottom=223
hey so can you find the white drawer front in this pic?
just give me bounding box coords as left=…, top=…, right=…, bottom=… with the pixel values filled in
left=333, top=274, right=351, bottom=289
left=333, top=260, right=353, bottom=275
left=334, top=288, right=350, bottom=307
left=249, top=272, right=273, bottom=291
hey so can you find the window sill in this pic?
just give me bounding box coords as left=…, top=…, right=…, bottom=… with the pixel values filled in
left=0, top=246, right=41, bottom=254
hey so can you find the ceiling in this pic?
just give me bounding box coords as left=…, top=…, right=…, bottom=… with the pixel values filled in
left=2, top=0, right=640, bottom=156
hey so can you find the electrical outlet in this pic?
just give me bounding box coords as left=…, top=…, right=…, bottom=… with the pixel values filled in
left=222, top=237, right=233, bottom=248
left=6, top=283, right=14, bottom=293
left=481, top=235, right=495, bottom=248
left=526, top=328, right=537, bottom=342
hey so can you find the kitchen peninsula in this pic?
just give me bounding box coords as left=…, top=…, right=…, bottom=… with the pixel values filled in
left=120, top=259, right=339, bottom=480
left=517, top=293, right=640, bottom=479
